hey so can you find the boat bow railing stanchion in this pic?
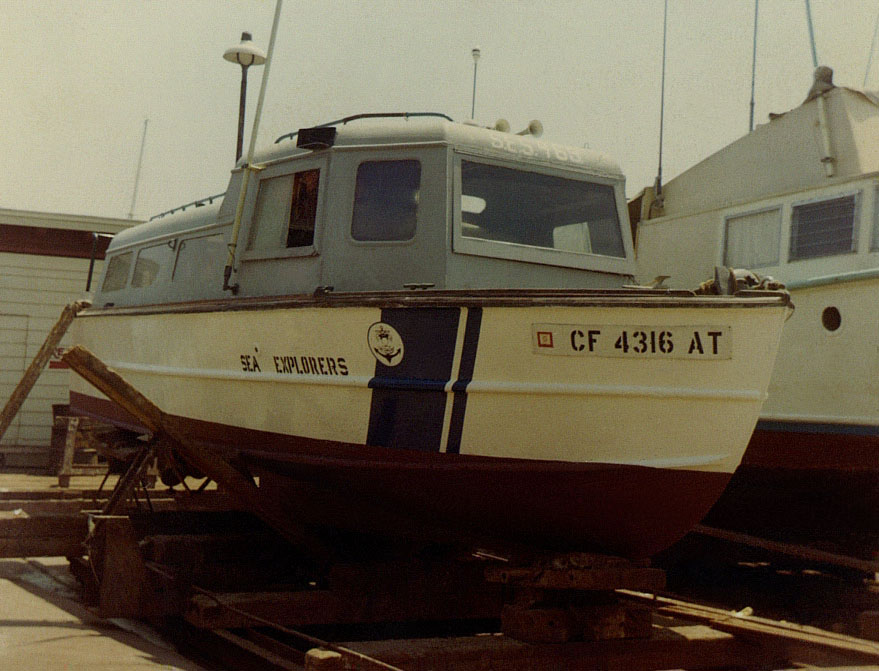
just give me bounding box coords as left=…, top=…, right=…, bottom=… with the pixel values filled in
left=224, top=0, right=283, bottom=293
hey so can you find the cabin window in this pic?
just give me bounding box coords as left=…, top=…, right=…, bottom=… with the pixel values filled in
left=101, top=252, right=132, bottom=292
left=872, top=185, right=879, bottom=250
left=789, top=194, right=857, bottom=261
left=131, top=242, right=173, bottom=288
left=287, top=169, right=319, bottom=247
left=724, top=207, right=781, bottom=268
left=351, top=160, right=421, bottom=241
left=247, top=168, right=320, bottom=251
left=173, top=233, right=226, bottom=286
left=459, top=161, right=625, bottom=258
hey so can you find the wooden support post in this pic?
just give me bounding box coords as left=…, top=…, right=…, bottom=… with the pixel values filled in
left=61, top=345, right=331, bottom=563
left=57, top=417, right=80, bottom=488
left=0, top=301, right=90, bottom=443
left=487, top=552, right=661, bottom=644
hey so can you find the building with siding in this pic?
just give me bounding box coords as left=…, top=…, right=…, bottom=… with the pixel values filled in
left=0, top=207, right=135, bottom=465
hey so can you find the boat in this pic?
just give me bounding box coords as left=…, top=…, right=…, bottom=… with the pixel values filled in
left=634, top=68, right=878, bottom=552
left=68, top=113, right=791, bottom=559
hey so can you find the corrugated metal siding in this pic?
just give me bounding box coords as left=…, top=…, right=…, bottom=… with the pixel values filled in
left=0, top=256, right=101, bottom=447
left=0, top=314, right=28, bottom=445
left=0, top=210, right=134, bottom=449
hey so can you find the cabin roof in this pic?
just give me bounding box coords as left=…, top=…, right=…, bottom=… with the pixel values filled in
left=252, top=117, right=624, bottom=179
left=109, top=200, right=222, bottom=252
left=109, top=117, right=626, bottom=254
left=653, top=86, right=879, bottom=218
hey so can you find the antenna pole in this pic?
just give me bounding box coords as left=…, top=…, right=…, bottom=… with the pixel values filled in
left=655, top=0, right=668, bottom=197
left=864, top=2, right=879, bottom=88
left=224, top=0, right=284, bottom=293
left=471, top=47, right=481, bottom=119
left=128, top=118, right=149, bottom=220
left=749, top=0, right=759, bottom=132
left=805, top=0, right=819, bottom=67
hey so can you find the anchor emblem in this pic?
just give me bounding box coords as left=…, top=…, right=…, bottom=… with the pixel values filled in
left=367, top=322, right=404, bottom=366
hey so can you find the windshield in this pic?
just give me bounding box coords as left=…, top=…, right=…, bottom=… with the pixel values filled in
left=460, top=160, right=625, bottom=258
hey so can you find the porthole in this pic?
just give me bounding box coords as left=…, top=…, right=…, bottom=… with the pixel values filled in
left=821, top=306, right=841, bottom=332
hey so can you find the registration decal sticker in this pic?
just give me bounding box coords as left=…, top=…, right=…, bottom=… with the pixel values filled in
left=368, top=322, right=405, bottom=366
left=532, top=324, right=732, bottom=359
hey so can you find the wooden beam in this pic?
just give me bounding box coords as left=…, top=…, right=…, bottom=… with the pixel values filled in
left=0, top=514, right=88, bottom=558
left=692, top=524, right=879, bottom=574
left=620, top=590, right=879, bottom=666
left=61, top=345, right=331, bottom=562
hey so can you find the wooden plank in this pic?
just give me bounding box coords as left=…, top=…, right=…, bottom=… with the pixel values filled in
left=0, top=513, right=88, bottom=537
left=0, top=513, right=88, bottom=557
left=486, top=565, right=665, bottom=592
left=0, top=537, right=85, bottom=558
left=692, top=524, right=879, bottom=573
left=186, top=574, right=504, bottom=629
left=340, top=625, right=786, bottom=671
left=620, top=590, right=879, bottom=666
left=62, top=345, right=331, bottom=562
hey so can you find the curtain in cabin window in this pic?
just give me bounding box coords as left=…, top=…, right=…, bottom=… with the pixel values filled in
left=724, top=207, right=781, bottom=268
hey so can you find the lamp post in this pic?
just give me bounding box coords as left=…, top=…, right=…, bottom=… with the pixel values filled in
left=471, top=47, right=481, bottom=120
left=224, top=32, right=267, bottom=162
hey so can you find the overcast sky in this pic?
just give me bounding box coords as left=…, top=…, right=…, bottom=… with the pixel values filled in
left=1, top=0, right=877, bottom=221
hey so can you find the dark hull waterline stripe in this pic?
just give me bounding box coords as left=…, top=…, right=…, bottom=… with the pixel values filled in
left=446, top=307, right=482, bottom=455
left=366, top=307, right=459, bottom=452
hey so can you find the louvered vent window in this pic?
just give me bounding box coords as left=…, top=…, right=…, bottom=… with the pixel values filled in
left=872, top=185, right=879, bottom=250
left=724, top=207, right=781, bottom=268
left=789, top=195, right=857, bottom=261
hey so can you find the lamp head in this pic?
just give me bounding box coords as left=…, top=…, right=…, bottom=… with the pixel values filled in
left=224, top=31, right=267, bottom=67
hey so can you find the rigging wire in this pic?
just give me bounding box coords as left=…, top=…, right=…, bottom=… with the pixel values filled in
left=749, top=0, right=759, bottom=132
left=864, top=1, right=879, bottom=88
left=805, top=0, right=819, bottom=68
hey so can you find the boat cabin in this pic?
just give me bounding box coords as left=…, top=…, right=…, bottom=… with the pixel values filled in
left=635, top=80, right=879, bottom=292
left=95, top=115, right=637, bottom=307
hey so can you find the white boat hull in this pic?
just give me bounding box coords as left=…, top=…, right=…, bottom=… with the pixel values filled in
left=69, top=290, right=790, bottom=557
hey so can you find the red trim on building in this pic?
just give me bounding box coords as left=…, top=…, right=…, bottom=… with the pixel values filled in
left=0, top=223, right=112, bottom=259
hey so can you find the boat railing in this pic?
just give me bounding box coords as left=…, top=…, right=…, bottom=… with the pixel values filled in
left=149, top=193, right=226, bottom=222
left=274, top=112, right=454, bottom=144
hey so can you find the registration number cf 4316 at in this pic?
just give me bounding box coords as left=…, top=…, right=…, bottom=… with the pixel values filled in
left=532, top=324, right=732, bottom=359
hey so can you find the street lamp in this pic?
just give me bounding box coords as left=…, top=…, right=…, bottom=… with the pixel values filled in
left=224, top=32, right=267, bottom=162
left=471, top=47, right=481, bottom=120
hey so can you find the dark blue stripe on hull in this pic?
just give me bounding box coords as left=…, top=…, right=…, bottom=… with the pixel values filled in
left=756, top=419, right=879, bottom=437
left=367, top=308, right=460, bottom=451
left=446, top=308, right=482, bottom=455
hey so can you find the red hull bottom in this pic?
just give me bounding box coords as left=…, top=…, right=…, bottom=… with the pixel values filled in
left=71, top=392, right=730, bottom=559
left=704, top=425, right=879, bottom=554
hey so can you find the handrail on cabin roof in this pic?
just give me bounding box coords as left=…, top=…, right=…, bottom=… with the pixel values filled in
left=148, top=114, right=454, bottom=223
left=149, top=193, right=226, bottom=222
left=274, top=112, right=454, bottom=144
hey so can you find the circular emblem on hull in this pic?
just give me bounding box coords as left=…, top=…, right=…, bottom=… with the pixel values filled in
left=367, top=322, right=404, bottom=366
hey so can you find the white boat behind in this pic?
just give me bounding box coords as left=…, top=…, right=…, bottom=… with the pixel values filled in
left=635, top=68, right=878, bottom=550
